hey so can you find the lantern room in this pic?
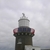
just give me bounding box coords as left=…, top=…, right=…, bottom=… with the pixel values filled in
left=18, top=13, right=30, bottom=27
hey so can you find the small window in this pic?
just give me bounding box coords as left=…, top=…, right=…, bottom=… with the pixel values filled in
left=32, top=49, right=35, bottom=50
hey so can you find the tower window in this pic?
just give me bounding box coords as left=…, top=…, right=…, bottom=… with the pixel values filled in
left=17, top=38, right=22, bottom=44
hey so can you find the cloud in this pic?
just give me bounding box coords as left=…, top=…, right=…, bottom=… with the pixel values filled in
left=0, top=0, right=50, bottom=50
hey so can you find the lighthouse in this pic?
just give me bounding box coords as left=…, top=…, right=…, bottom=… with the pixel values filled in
left=13, top=13, right=35, bottom=50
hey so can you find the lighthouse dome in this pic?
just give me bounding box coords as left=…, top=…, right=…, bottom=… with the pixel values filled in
left=18, top=13, right=30, bottom=27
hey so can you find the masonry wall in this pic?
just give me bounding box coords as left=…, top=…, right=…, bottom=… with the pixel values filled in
left=15, top=36, right=32, bottom=50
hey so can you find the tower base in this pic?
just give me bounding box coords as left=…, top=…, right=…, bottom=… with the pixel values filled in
left=15, top=36, right=32, bottom=50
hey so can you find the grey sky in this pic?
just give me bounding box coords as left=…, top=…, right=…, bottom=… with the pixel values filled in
left=0, top=0, right=50, bottom=50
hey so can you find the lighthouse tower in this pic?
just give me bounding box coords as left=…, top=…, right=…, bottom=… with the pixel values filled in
left=13, top=13, right=35, bottom=50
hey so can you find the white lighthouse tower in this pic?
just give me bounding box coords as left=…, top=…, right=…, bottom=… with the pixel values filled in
left=13, top=13, right=41, bottom=50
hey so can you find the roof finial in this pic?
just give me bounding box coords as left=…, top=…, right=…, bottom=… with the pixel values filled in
left=22, top=13, right=25, bottom=17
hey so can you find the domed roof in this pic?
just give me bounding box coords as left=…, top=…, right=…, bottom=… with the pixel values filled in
left=19, top=13, right=29, bottom=21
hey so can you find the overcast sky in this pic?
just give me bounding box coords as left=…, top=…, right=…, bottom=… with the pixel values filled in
left=0, top=0, right=50, bottom=50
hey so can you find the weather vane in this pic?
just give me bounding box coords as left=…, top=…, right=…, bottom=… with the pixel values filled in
left=22, top=13, right=25, bottom=17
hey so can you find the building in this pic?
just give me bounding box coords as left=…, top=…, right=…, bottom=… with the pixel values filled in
left=25, top=45, right=41, bottom=50
left=13, top=13, right=41, bottom=50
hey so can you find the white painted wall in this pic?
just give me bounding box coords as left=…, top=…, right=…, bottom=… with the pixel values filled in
left=25, top=45, right=41, bottom=50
